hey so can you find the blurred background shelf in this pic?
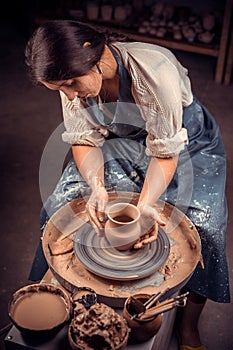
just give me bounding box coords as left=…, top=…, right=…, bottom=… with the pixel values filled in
left=31, top=0, right=233, bottom=84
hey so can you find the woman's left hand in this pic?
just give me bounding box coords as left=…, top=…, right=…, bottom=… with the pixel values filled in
left=133, top=204, right=166, bottom=249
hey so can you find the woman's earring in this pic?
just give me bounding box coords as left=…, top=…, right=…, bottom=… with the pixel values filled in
left=96, top=64, right=103, bottom=74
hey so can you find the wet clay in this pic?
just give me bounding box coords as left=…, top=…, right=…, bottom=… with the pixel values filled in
left=105, top=202, right=141, bottom=251
left=42, top=192, right=202, bottom=307
left=68, top=303, right=129, bottom=350
left=11, top=291, right=69, bottom=330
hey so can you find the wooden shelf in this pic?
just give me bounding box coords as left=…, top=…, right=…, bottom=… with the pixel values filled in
left=99, top=27, right=220, bottom=57
left=215, top=0, right=233, bottom=83
left=224, top=19, right=233, bottom=85
left=86, top=0, right=233, bottom=84
left=33, top=0, right=233, bottom=84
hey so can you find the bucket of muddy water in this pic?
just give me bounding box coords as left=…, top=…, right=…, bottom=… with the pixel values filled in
left=8, top=283, right=72, bottom=337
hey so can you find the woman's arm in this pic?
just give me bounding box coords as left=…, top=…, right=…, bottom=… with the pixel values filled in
left=72, top=145, right=104, bottom=186
left=72, top=144, right=108, bottom=234
left=138, top=155, right=178, bottom=208
left=135, top=155, right=178, bottom=248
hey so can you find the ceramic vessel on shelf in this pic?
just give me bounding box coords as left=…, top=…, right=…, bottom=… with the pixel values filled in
left=105, top=202, right=141, bottom=251
left=86, top=2, right=99, bottom=20
left=123, top=293, right=162, bottom=342
left=156, top=27, right=167, bottom=38
left=114, top=5, right=127, bottom=22
left=163, top=4, right=174, bottom=20
left=173, top=29, right=182, bottom=40
left=182, top=25, right=196, bottom=42
left=152, top=2, right=164, bottom=17
left=203, top=13, right=215, bottom=31
left=198, top=31, right=215, bottom=44
left=101, top=4, right=112, bottom=21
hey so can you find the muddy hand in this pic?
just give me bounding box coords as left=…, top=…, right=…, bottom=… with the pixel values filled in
left=86, top=186, right=108, bottom=236
left=134, top=205, right=166, bottom=249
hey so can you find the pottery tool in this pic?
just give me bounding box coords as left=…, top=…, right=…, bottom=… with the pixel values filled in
left=136, top=291, right=189, bottom=320
left=130, top=287, right=170, bottom=320
left=152, top=291, right=189, bottom=309
left=144, top=287, right=170, bottom=309
left=139, top=298, right=187, bottom=320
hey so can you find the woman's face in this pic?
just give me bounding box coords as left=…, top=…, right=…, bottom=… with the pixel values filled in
left=40, top=67, right=102, bottom=101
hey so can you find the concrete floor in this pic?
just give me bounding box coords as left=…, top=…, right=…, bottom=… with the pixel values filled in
left=0, top=18, right=233, bottom=350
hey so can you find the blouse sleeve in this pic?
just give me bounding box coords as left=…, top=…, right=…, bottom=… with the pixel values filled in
left=126, top=48, right=190, bottom=158
left=59, top=91, right=109, bottom=147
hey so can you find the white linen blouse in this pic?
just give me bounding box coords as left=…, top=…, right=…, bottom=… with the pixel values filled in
left=60, top=41, right=193, bottom=158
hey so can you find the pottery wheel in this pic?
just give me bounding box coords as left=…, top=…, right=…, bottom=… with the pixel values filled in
left=73, top=223, right=170, bottom=281
left=42, top=192, right=202, bottom=307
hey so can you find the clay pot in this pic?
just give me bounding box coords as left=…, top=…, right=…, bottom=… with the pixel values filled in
left=123, top=293, right=162, bottom=342
left=173, top=29, right=182, bottom=40
left=8, top=283, right=72, bottom=337
left=101, top=4, right=112, bottom=21
left=86, top=2, right=99, bottom=20
left=114, top=5, right=127, bottom=22
left=105, top=203, right=141, bottom=251
left=156, top=27, right=167, bottom=38
left=163, top=4, right=174, bottom=20
left=152, top=2, right=164, bottom=17
left=182, top=25, right=196, bottom=42
left=198, top=31, right=215, bottom=44
left=203, top=13, right=215, bottom=31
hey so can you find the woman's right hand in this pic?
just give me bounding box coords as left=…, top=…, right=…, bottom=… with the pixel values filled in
left=85, top=180, right=108, bottom=236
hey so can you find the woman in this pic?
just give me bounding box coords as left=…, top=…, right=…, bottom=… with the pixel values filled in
left=25, top=20, right=230, bottom=350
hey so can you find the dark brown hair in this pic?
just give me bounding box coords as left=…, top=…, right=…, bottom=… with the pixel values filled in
left=25, top=20, right=127, bottom=85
